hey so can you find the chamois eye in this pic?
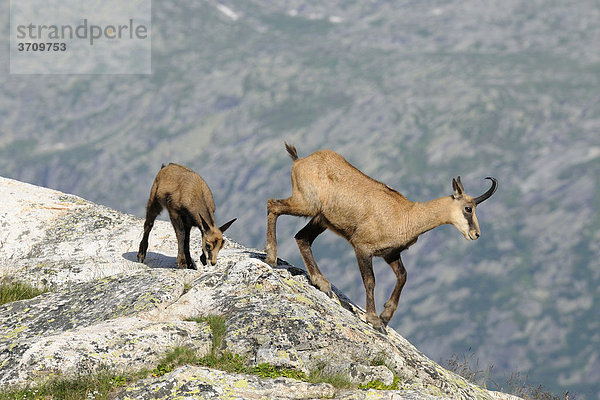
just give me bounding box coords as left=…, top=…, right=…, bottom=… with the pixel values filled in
left=205, top=243, right=212, bottom=251
left=464, top=206, right=472, bottom=214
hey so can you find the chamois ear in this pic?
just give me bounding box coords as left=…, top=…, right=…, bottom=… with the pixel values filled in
left=199, top=214, right=211, bottom=232
left=452, top=176, right=464, bottom=199
left=219, top=218, right=236, bottom=233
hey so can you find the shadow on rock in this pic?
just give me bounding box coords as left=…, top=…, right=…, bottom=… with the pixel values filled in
left=122, top=252, right=178, bottom=269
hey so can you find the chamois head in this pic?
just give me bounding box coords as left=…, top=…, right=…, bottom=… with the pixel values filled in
left=450, top=176, right=498, bottom=241
left=199, top=216, right=236, bottom=266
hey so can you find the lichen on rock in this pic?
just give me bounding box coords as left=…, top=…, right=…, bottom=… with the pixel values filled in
left=115, top=365, right=338, bottom=400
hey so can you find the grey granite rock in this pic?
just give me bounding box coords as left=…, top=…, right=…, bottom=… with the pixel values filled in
left=0, top=269, right=211, bottom=386
left=0, top=176, right=512, bottom=399
left=114, top=365, right=449, bottom=400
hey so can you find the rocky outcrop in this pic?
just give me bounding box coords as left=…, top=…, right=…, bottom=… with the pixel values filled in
left=0, top=177, right=504, bottom=399
left=115, top=366, right=446, bottom=400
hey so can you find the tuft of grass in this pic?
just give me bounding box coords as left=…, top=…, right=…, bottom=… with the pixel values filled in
left=159, top=315, right=246, bottom=376
left=358, top=375, right=402, bottom=391
left=186, top=315, right=252, bottom=374
left=152, top=346, right=200, bottom=377
left=185, top=315, right=227, bottom=355
left=503, top=371, right=574, bottom=400
left=307, top=363, right=355, bottom=389
left=0, top=368, right=144, bottom=400
left=198, top=351, right=248, bottom=374
left=356, top=354, right=403, bottom=390
left=249, top=363, right=308, bottom=381
left=445, top=351, right=493, bottom=387
left=368, top=353, right=388, bottom=368
left=0, top=279, right=47, bottom=306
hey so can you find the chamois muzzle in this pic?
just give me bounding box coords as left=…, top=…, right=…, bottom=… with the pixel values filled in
left=474, top=177, right=498, bottom=205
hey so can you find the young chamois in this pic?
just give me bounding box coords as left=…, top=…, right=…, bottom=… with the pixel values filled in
left=266, top=143, right=497, bottom=332
left=137, top=163, right=236, bottom=269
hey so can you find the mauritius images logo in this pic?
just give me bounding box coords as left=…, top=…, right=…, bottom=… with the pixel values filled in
left=10, top=0, right=151, bottom=74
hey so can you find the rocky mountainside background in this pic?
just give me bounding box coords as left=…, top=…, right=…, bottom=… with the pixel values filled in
left=0, top=176, right=511, bottom=400
left=1, top=0, right=599, bottom=398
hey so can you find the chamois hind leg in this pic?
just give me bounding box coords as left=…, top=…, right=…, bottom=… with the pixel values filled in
left=265, top=196, right=313, bottom=266
left=137, top=197, right=163, bottom=263
left=168, top=210, right=189, bottom=269
left=294, top=217, right=331, bottom=296
left=380, top=253, right=407, bottom=325
left=355, top=249, right=385, bottom=332
left=183, top=222, right=195, bottom=269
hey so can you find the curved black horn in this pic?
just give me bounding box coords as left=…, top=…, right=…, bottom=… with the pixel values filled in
left=474, top=177, right=498, bottom=205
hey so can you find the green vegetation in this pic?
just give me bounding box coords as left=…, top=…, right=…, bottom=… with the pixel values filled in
left=151, top=345, right=200, bottom=377
left=249, top=363, right=307, bottom=381
left=306, top=363, right=354, bottom=390
left=354, top=354, right=403, bottom=390
left=156, top=318, right=402, bottom=391
left=0, top=368, right=145, bottom=400
left=0, top=279, right=47, bottom=306
left=186, top=315, right=227, bottom=355
left=198, top=351, right=249, bottom=375
left=358, top=375, right=402, bottom=390
left=151, top=315, right=245, bottom=376
left=184, top=315, right=350, bottom=386
left=368, top=354, right=388, bottom=367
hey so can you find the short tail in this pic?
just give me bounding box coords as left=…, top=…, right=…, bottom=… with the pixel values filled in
left=284, top=142, right=299, bottom=161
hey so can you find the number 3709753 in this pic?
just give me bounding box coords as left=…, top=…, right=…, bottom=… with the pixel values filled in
left=17, top=42, right=67, bottom=51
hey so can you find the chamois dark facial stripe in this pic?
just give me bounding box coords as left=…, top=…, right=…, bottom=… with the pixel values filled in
left=463, top=209, right=476, bottom=231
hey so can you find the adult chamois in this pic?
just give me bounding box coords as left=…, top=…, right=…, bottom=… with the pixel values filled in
left=265, top=143, right=497, bottom=332
left=137, top=163, right=236, bottom=269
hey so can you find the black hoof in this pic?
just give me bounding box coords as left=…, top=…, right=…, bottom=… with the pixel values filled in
left=376, top=325, right=388, bottom=335
left=137, top=254, right=145, bottom=263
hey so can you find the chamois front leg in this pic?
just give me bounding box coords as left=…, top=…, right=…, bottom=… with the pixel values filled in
left=137, top=198, right=163, bottom=263
left=265, top=199, right=281, bottom=266
left=380, top=253, right=407, bottom=325
left=355, top=249, right=385, bottom=333
left=294, top=218, right=331, bottom=297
